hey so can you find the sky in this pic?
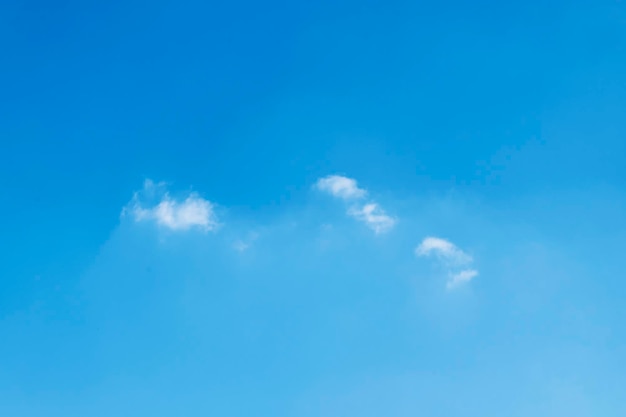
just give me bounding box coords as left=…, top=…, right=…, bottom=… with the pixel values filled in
left=1, top=0, right=626, bottom=415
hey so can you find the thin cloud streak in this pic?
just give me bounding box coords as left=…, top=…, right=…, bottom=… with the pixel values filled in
left=415, top=237, right=473, bottom=266
left=316, top=174, right=396, bottom=234
left=447, top=269, right=479, bottom=289
left=416, top=237, right=477, bottom=290
left=348, top=203, right=396, bottom=234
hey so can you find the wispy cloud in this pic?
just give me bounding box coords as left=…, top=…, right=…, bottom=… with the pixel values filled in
left=316, top=175, right=366, bottom=200
left=447, top=269, right=478, bottom=290
left=348, top=203, right=396, bottom=234
left=416, top=237, right=477, bottom=289
left=123, top=179, right=219, bottom=232
left=316, top=174, right=396, bottom=234
left=415, top=237, right=473, bottom=266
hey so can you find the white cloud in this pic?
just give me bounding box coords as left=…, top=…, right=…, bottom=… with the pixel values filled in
left=316, top=175, right=366, bottom=200
left=415, top=237, right=473, bottom=266
left=447, top=269, right=478, bottom=289
left=348, top=203, right=396, bottom=234
left=416, top=237, right=477, bottom=290
left=316, top=174, right=396, bottom=234
left=123, top=180, right=218, bottom=232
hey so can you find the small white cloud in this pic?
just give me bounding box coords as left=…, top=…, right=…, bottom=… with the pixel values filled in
left=316, top=175, right=366, bottom=200
left=123, top=180, right=218, bottom=232
left=348, top=203, right=396, bottom=234
left=316, top=174, right=396, bottom=235
left=415, top=237, right=472, bottom=266
left=416, top=237, right=477, bottom=290
left=446, top=269, right=478, bottom=289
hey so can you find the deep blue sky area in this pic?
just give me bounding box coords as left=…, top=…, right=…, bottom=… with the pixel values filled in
left=1, top=0, right=626, bottom=415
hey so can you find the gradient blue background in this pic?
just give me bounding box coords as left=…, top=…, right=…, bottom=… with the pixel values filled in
left=1, top=0, right=625, bottom=415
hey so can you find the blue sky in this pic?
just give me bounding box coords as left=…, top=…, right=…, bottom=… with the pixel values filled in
left=1, top=0, right=626, bottom=415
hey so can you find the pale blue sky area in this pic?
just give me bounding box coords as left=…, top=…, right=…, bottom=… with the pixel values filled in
left=1, top=0, right=626, bottom=415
